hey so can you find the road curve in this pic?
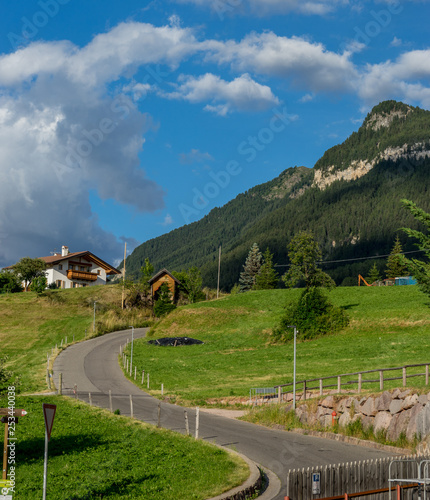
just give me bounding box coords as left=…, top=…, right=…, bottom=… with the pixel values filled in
left=53, top=328, right=398, bottom=500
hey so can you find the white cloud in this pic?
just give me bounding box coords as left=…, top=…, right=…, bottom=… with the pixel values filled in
left=206, top=32, right=357, bottom=93
left=390, top=36, right=403, bottom=47
left=359, top=49, right=430, bottom=107
left=161, top=214, right=174, bottom=226
left=165, top=73, right=280, bottom=114
left=179, top=149, right=214, bottom=164
left=174, top=0, right=349, bottom=16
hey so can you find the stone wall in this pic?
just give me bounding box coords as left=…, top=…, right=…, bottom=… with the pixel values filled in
left=294, top=389, right=430, bottom=443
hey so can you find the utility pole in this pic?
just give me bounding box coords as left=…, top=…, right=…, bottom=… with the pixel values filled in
left=217, top=245, right=221, bottom=299
left=121, top=242, right=127, bottom=310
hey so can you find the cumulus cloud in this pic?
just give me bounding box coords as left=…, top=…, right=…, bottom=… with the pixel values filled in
left=164, top=73, right=279, bottom=114
left=206, top=32, right=358, bottom=93
left=0, top=21, right=202, bottom=266
left=359, top=49, right=430, bottom=107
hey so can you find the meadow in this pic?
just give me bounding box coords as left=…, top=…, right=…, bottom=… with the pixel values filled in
left=122, top=286, right=430, bottom=406
left=0, top=395, right=247, bottom=499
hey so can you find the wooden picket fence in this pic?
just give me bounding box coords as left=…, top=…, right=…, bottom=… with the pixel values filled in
left=286, top=455, right=430, bottom=500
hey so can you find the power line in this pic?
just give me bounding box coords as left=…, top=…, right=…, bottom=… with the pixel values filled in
left=274, top=249, right=427, bottom=268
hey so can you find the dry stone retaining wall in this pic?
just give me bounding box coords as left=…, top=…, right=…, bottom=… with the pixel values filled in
left=295, top=389, right=430, bottom=442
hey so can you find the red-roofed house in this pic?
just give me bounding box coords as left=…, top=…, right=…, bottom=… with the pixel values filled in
left=39, top=245, right=120, bottom=288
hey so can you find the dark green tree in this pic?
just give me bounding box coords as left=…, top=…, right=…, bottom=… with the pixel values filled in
left=0, top=270, right=23, bottom=293
left=173, top=267, right=205, bottom=303
left=273, top=287, right=349, bottom=342
left=254, top=248, right=279, bottom=290
left=154, top=282, right=176, bottom=317
left=29, top=275, right=47, bottom=294
left=12, top=257, right=47, bottom=292
left=239, top=243, right=262, bottom=292
left=366, top=263, right=381, bottom=284
left=401, top=199, right=430, bottom=294
left=386, top=235, right=407, bottom=279
left=282, top=231, right=335, bottom=289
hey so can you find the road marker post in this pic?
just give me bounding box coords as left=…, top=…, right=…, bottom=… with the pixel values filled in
left=42, top=403, right=56, bottom=500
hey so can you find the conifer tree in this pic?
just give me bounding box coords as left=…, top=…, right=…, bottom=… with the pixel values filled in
left=386, top=235, right=407, bottom=279
left=239, top=243, right=262, bottom=292
left=366, top=263, right=381, bottom=284
left=282, top=231, right=335, bottom=289
left=401, top=199, right=430, bottom=295
left=254, top=248, right=279, bottom=290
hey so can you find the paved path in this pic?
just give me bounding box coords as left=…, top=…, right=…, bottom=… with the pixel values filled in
left=53, top=328, right=399, bottom=500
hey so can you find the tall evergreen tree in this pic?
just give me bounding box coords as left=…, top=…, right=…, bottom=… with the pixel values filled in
left=254, top=248, right=279, bottom=290
left=366, top=263, right=381, bottom=284
left=282, top=231, right=335, bottom=289
left=386, top=235, right=407, bottom=278
left=401, top=199, right=430, bottom=295
left=239, top=243, right=262, bottom=292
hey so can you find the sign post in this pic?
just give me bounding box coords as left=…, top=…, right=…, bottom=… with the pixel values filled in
left=1, top=409, right=26, bottom=482
left=42, top=404, right=56, bottom=500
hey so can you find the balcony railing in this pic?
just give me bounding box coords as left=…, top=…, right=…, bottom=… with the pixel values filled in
left=67, top=270, right=98, bottom=281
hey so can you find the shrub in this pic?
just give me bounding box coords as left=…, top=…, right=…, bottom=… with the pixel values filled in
left=273, top=287, right=349, bottom=342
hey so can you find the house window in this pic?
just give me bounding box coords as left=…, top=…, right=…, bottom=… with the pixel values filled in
left=97, top=270, right=101, bottom=275
left=80, top=266, right=85, bottom=271
left=58, top=264, right=63, bottom=270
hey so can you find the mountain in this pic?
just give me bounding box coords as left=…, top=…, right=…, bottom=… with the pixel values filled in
left=125, top=100, right=430, bottom=290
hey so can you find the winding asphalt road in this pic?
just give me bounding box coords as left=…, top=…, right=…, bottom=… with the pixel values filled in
left=53, top=328, right=398, bottom=499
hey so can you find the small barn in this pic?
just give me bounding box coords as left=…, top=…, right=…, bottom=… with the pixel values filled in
left=148, top=269, right=181, bottom=303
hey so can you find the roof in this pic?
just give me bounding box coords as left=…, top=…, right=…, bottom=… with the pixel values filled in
left=148, top=268, right=181, bottom=285
left=7, top=251, right=120, bottom=275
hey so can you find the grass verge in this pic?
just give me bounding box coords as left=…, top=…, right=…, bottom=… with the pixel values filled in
left=1, top=395, right=249, bottom=499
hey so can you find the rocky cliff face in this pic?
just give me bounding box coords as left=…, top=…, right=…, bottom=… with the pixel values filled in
left=313, top=143, right=430, bottom=190
left=365, top=107, right=412, bottom=131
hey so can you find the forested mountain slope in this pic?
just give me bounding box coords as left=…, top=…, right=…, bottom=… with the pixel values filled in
left=125, top=100, right=430, bottom=290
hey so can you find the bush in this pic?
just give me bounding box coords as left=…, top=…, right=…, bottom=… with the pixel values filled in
left=154, top=300, right=176, bottom=318
left=273, top=287, right=349, bottom=342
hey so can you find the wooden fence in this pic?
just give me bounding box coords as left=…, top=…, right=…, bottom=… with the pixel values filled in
left=272, top=363, right=430, bottom=403
left=286, top=455, right=430, bottom=500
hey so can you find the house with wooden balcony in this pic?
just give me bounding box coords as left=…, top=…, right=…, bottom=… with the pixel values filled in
left=40, top=245, right=120, bottom=288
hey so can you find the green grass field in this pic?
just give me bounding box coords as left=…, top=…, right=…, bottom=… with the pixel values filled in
left=0, top=285, right=150, bottom=393
left=0, top=396, right=247, bottom=499
left=122, top=286, right=430, bottom=405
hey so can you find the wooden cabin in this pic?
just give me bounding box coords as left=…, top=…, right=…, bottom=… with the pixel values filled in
left=148, top=269, right=181, bottom=303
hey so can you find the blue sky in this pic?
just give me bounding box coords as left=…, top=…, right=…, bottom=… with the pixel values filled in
left=0, top=0, right=429, bottom=267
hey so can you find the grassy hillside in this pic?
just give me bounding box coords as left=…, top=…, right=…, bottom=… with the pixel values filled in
left=123, top=286, right=430, bottom=406
left=0, top=395, right=247, bottom=499
left=0, top=285, right=151, bottom=393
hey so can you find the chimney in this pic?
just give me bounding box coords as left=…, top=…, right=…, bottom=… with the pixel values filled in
left=62, top=245, right=69, bottom=257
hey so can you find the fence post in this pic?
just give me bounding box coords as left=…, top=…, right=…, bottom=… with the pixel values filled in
left=195, top=407, right=199, bottom=439
left=130, top=395, right=133, bottom=418
left=184, top=410, right=190, bottom=435
left=88, top=392, right=92, bottom=406
left=59, top=373, right=62, bottom=395
left=380, top=370, right=384, bottom=390
left=147, top=373, right=150, bottom=389
left=157, top=402, right=161, bottom=428
left=320, top=379, right=323, bottom=396
left=141, top=370, right=144, bottom=385
left=303, top=381, right=307, bottom=401
left=109, top=390, right=113, bottom=412
left=134, top=366, right=137, bottom=380
left=278, top=386, right=282, bottom=403
left=338, top=376, right=341, bottom=393
left=426, top=365, right=429, bottom=386
left=358, top=373, right=362, bottom=393
left=403, top=367, right=407, bottom=387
